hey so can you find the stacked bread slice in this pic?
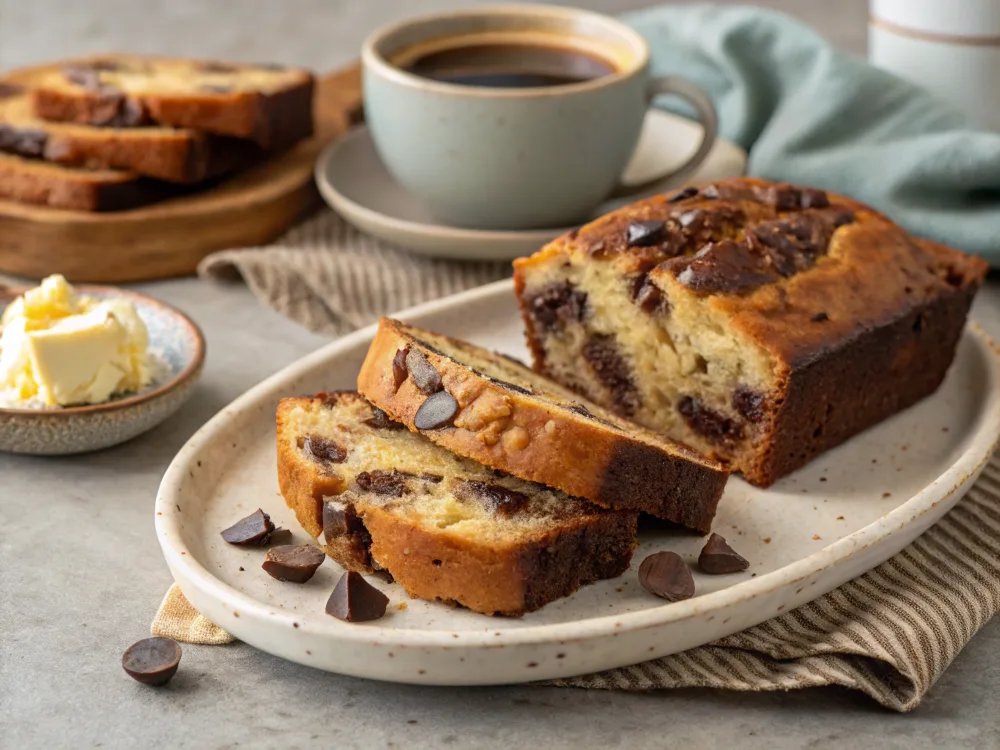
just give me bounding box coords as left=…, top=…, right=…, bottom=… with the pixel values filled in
left=277, top=319, right=729, bottom=616
left=0, top=55, right=314, bottom=211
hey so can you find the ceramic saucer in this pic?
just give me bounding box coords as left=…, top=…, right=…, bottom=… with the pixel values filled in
left=315, top=109, right=748, bottom=262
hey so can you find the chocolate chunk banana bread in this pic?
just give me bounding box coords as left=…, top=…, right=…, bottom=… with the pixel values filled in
left=29, top=56, right=314, bottom=148
left=276, top=392, right=638, bottom=616
left=513, top=177, right=989, bottom=487
left=356, top=318, right=729, bottom=532
left=0, top=80, right=255, bottom=183
left=0, top=150, right=166, bottom=211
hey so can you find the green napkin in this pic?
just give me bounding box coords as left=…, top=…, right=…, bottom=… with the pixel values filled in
left=628, top=4, right=1000, bottom=264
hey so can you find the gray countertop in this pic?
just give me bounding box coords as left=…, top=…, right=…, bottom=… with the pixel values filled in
left=1, top=1, right=998, bottom=748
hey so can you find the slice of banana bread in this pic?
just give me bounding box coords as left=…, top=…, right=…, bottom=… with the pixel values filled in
left=0, top=150, right=166, bottom=211
left=0, top=80, right=254, bottom=183
left=29, top=55, right=314, bottom=148
left=356, top=318, right=729, bottom=533
left=513, top=177, right=989, bottom=487
left=276, top=392, right=638, bottom=616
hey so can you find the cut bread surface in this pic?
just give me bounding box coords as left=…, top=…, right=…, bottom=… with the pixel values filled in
left=356, top=318, right=728, bottom=533
left=28, top=55, right=314, bottom=147
left=513, top=177, right=988, bottom=486
left=276, top=392, right=637, bottom=616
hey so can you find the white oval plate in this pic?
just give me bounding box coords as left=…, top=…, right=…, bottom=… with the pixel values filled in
left=156, top=280, right=1000, bottom=685
left=314, top=110, right=748, bottom=261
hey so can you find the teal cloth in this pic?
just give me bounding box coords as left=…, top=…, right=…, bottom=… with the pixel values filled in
left=627, top=4, right=1000, bottom=264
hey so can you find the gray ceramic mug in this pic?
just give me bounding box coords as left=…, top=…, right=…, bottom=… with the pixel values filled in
left=362, top=5, right=718, bottom=230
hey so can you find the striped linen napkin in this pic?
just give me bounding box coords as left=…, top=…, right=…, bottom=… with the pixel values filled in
left=154, top=452, right=1000, bottom=712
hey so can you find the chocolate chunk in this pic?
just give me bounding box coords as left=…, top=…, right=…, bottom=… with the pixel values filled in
left=405, top=349, right=442, bottom=394
left=413, top=390, right=459, bottom=430
left=323, top=500, right=366, bottom=541
left=356, top=469, right=411, bottom=497
left=200, top=84, right=234, bottom=94
left=458, top=480, right=530, bottom=517
left=667, top=241, right=776, bottom=294
left=799, top=188, right=830, bottom=209
left=491, top=378, right=532, bottom=395
left=678, top=396, right=743, bottom=442
left=196, top=61, right=237, bottom=73
left=363, top=406, right=405, bottom=430
left=326, top=571, right=389, bottom=622
left=261, top=545, right=325, bottom=583
left=732, top=387, right=766, bottom=423
left=638, top=551, right=695, bottom=601
left=0, top=125, right=47, bottom=158
left=582, top=334, right=639, bottom=416
left=421, top=473, right=444, bottom=483
left=630, top=274, right=669, bottom=315
left=0, top=83, right=24, bottom=99
left=301, top=435, right=347, bottom=464
left=526, top=282, right=588, bottom=333
left=122, top=637, right=182, bottom=686
left=811, top=311, right=829, bottom=322
left=392, top=347, right=409, bottom=390
left=666, top=186, right=699, bottom=203
left=626, top=220, right=666, bottom=247
left=221, top=508, right=276, bottom=545
left=754, top=183, right=801, bottom=210
left=698, top=533, right=750, bottom=574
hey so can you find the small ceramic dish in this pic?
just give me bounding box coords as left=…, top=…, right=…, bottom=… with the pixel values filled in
left=0, top=286, right=205, bottom=455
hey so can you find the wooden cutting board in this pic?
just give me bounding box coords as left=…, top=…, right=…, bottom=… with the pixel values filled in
left=0, top=65, right=362, bottom=283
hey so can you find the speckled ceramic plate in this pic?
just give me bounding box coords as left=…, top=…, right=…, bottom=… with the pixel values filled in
left=0, top=286, right=205, bottom=455
left=315, top=109, right=748, bottom=261
left=156, top=280, right=1000, bottom=685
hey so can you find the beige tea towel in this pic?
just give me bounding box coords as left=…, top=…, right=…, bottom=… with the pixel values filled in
left=155, top=451, right=1000, bottom=713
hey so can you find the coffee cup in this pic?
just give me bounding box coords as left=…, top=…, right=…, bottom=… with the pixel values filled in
left=361, top=4, right=718, bottom=230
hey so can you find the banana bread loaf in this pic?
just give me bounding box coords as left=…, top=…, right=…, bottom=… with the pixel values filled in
left=277, top=392, right=638, bottom=616
left=513, top=177, right=989, bottom=487
left=356, top=318, right=729, bottom=532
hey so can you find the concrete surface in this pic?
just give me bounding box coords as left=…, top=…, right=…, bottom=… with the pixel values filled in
left=1, top=1, right=999, bottom=748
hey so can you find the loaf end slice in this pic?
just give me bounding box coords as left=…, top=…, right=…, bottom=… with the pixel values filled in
left=276, top=392, right=638, bottom=616
left=356, top=318, right=729, bottom=532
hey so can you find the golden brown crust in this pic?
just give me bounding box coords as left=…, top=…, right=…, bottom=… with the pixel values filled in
left=513, top=177, right=989, bottom=487
left=27, top=55, right=315, bottom=148
left=356, top=318, right=728, bottom=532
left=275, top=393, right=638, bottom=616
left=0, top=151, right=163, bottom=211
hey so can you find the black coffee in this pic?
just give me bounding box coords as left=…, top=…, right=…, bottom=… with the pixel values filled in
left=407, top=43, right=617, bottom=88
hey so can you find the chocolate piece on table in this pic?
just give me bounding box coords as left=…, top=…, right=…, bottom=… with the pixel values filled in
left=413, top=390, right=459, bottom=430
left=261, top=544, right=325, bottom=583
left=121, top=637, right=182, bottom=686
left=638, top=551, right=695, bottom=601
left=220, top=508, right=276, bottom=545
left=326, top=571, right=389, bottom=622
left=698, top=533, right=750, bottom=574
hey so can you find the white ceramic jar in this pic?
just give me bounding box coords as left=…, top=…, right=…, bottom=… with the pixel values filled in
left=869, top=0, right=1000, bottom=130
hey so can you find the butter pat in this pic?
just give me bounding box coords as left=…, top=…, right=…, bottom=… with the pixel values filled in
left=0, top=275, right=153, bottom=407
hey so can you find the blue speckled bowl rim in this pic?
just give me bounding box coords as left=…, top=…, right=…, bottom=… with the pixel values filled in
left=0, top=285, right=206, bottom=417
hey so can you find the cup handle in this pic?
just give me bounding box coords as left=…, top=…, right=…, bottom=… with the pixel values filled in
left=609, top=76, right=719, bottom=200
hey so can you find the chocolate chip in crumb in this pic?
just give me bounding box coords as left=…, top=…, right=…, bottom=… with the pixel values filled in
left=698, top=533, right=750, bottom=574
left=630, top=274, right=669, bottom=315
left=526, top=282, right=588, bottom=333
left=638, top=552, right=695, bottom=601
left=392, top=347, right=409, bottom=390
left=732, top=386, right=766, bottom=423
left=811, top=311, right=829, bottom=322
left=221, top=508, right=276, bottom=545
left=122, top=637, right=182, bottom=687
left=459, top=480, right=530, bottom=517
left=678, top=396, right=744, bottom=443
left=421, top=473, right=444, bottom=483
left=301, top=435, right=347, bottom=463
left=405, top=349, right=442, bottom=394
left=363, top=406, right=405, bottom=431
left=356, top=469, right=411, bottom=497
left=326, top=571, right=389, bottom=622
left=262, top=545, right=325, bottom=583
left=666, top=186, right=699, bottom=203
left=626, top=220, right=666, bottom=247
left=413, top=390, right=459, bottom=430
